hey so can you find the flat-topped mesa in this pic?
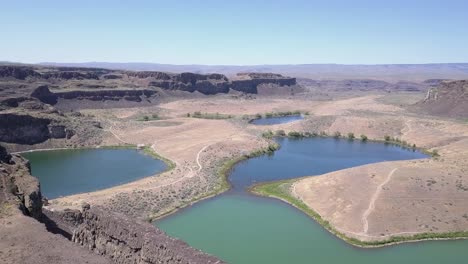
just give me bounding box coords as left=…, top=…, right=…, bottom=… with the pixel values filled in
left=231, top=72, right=297, bottom=94
left=0, top=65, right=298, bottom=96
left=145, top=72, right=230, bottom=94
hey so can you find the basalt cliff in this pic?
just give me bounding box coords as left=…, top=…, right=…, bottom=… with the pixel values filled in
left=0, top=64, right=296, bottom=98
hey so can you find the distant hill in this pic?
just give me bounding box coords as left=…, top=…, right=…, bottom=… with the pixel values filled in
left=40, top=62, right=468, bottom=82
left=414, top=80, right=468, bottom=118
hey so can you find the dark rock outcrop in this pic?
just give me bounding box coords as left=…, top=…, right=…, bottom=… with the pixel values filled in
left=72, top=206, right=223, bottom=264
left=0, top=113, right=52, bottom=144
left=42, top=71, right=100, bottom=80
left=0, top=65, right=110, bottom=81
left=142, top=71, right=296, bottom=94
left=231, top=72, right=296, bottom=94
left=414, top=80, right=468, bottom=118
left=0, top=96, right=31, bottom=107
left=56, top=89, right=157, bottom=102
left=126, top=71, right=172, bottom=79
left=0, top=144, right=11, bottom=163
left=0, top=65, right=41, bottom=80
left=102, top=74, right=123, bottom=79
left=31, top=85, right=58, bottom=105
left=31, top=85, right=158, bottom=105
left=147, top=72, right=230, bottom=94
left=1, top=65, right=297, bottom=96
left=0, top=145, right=42, bottom=218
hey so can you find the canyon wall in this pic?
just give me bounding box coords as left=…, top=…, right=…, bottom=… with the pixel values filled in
left=0, top=65, right=297, bottom=98
left=0, top=145, right=223, bottom=263
left=0, top=113, right=70, bottom=144
left=31, top=85, right=159, bottom=104
left=0, top=145, right=42, bottom=218
left=71, top=206, right=223, bottom=264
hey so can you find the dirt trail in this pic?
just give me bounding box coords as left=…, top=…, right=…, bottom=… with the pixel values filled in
left=362, top=168, right=398, bottom=233
left=196, top=145, right=209, bottom=172
left=106, top=122, right=129, bottom=145
left=147, top=143, right=212, bottom=190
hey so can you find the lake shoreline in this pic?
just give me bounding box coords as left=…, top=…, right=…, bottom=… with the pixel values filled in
left=250, top=179, right=468, bottom=248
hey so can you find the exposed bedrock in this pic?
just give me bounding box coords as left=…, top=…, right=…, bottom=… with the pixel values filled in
left=0, top=65, right=111, bottom=80
left=0, top=113, right=53, bottom=144
left=26, top=73, right=296, bottom=101
left=31, top=85, right=159, bottom=104
left=1, top=65, right=297, bottom=97
left=0, top=145, right=43, bottom=218
left=41, top=71, right=100, bottom=80
left=70, top=206, right=224, bottom=264
left=0, top=112, right=74, bottom=145
left=30, top=85, right=58, bottom=104
left=414, top=80, right=468, bottom=118
left=144, top=71, right=296, bottom=94
left=146, top=72, right=229, bottom=94
left=55, top=89, right=158, bottom=102
left=0, top=65, right=41, bottom=80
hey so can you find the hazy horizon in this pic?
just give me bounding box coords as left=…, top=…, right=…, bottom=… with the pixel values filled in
left=17, top=61, right=468, bottom=67
left=2, top=0, right=468, bottom=65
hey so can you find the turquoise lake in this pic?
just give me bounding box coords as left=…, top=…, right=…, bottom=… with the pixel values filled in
left=156, top=138, right=468, bottom=263
left=23, top=148, right=166, bottom=199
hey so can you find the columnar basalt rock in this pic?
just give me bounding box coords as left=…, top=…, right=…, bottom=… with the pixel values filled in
left=0, top=145, right=42, bottom=218
left=0, top=113, right=52, bottom=144
left=72, top=206, right=224, bottom=264
left=231, top=72, right=297, bottom=94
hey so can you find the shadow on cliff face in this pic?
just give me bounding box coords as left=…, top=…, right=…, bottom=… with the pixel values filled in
left=40, top=206, right=87, bottom=241
left=39, top=210, right=76, bottom=240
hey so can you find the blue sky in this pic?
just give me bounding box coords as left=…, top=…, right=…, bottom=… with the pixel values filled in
left=1, top=0, right=468, bottom=65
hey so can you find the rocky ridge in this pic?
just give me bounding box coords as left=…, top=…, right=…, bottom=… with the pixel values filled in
left=0, top=64, right=297, bottom=97
left=414, top=80, right=468, bottom=118
left=0, top=95, right=103, bottom=151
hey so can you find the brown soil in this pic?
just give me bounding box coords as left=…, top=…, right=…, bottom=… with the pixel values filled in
left=43, top=93, right=468, bottom=243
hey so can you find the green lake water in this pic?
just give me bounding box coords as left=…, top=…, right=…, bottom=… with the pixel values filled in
left=156, top=138, right=468, bottom=263
left=22, top=140, right=468, bottom=263
left=22, top=148, right=166, bottom=199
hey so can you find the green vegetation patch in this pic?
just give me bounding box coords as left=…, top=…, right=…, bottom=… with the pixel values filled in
left=137, top=114, right=161, bottom=121
left=189, top=111, right=233, bottom=119
left=383, top=135, right=438, bottom=157
left=255, top=110, right=305, bottom=120
left=142, top=146, right=176, bottom=171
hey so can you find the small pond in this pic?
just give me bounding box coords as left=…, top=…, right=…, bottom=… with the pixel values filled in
left=23, top=148, right=166, bottom=199
left=250, top=115, right=303, bottom=125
